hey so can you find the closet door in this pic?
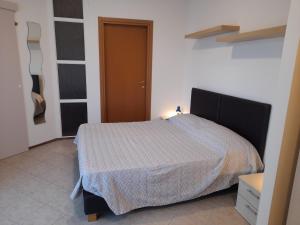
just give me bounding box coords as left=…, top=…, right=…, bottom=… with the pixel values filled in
left=0, top=6, right=28, bottom=159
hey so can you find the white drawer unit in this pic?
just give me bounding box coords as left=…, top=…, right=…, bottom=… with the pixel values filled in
left=236, top=195, right=258, bottom=225
left=236, top=173, right=264, bottom=225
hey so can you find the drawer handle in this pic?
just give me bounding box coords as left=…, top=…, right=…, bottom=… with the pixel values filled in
left=246, top=204, right=258, bottom=216
left=247, top=189, right=260, bottom=200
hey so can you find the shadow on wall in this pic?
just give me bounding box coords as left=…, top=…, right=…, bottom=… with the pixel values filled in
left=231, top=37, right=284, bottom=59
left=192, top=36, right=230, bottom=50
left=191, top=36, right=284, bottom=59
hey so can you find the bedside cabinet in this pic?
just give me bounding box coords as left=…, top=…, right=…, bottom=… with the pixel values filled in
left=236, top=173, right=264, bottom=225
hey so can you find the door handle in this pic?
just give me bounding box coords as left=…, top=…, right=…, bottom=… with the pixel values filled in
left=138, top=81, right=145, bottom=84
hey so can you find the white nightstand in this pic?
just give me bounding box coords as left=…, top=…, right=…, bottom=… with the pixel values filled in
left=236, top=173, right=264, bottom=225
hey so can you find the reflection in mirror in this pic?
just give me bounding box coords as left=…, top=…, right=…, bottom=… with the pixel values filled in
left=27, top=22, right=46, bottom=124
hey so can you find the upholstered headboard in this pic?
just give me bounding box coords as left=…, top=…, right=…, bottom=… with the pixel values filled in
left=190, top=88, right=271, bottom=160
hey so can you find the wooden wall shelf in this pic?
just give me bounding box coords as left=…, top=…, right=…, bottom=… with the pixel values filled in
left=185, top=25, right=240, bottom=39
left=27, top=39, right=40, bottom=43
left=216, top=25, right=287, bottom=43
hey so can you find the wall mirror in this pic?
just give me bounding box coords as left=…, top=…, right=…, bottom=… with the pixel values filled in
left=27, top=22, right=46, bottom=124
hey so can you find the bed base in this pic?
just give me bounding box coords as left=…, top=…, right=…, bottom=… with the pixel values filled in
left=83, top=185, right=238, bottom=222
left=83, top=189, right=109, bottom=221
left=87, top=213, right=99, bottom=222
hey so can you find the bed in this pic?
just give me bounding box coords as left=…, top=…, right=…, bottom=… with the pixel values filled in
left=71, top=88, right=271, bottom=221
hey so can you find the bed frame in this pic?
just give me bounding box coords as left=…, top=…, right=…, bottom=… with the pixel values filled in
left=82, top=88, right=272, bottom=221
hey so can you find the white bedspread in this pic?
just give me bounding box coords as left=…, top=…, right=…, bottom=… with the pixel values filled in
left=71, top=114, right=263, bottom=215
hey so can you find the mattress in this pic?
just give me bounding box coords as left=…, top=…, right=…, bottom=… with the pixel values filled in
left=71, top=114, right=263, bottom=215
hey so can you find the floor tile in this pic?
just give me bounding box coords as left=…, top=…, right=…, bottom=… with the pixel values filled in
left=0, top=140, right=249, bottom=225
left=22, top=204, right=62, bottom=225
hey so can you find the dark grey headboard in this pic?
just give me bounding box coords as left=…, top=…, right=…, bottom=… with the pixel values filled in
left=190, top=88, right=271, bottom=160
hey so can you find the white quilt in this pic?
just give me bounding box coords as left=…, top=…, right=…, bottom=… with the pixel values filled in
left=71, top=114, right=263, bottom=215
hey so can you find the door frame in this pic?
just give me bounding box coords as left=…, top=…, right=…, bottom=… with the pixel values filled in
left=98, top=17, right=153, bottom=122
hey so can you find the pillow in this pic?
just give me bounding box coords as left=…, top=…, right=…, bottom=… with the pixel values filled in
left=168, top=114, right=264, bottom=173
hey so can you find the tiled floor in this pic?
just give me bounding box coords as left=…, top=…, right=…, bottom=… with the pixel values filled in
left=0, top=139, right=249, bottom=225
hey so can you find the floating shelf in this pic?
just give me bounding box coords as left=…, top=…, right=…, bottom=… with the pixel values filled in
left=185, top=25, right=240, bottom=39
left=27, top=39, right=40, bottom=43
left=216, top=25, right=287, bottom=43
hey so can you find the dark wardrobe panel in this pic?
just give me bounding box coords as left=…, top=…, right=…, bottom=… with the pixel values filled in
left=60, top=103, right=87, bottom=136
left=53, top=0, right=83, bottom=19
left=55, top=22, right=85, bottom=60
left=58, top=64, right=87, bottom=99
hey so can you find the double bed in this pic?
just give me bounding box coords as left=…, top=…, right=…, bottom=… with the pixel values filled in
left=71, top=88, right=271, bottom=221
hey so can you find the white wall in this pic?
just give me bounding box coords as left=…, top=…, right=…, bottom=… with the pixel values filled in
left=12, top=0, right=61, bottom=146
left=11, top=0, right=187, bottom=145
left=184, top=0, right=290, bottom=110
left=11, top=0, right=292, bottom=154
left=257, top=0, right=300, bottom=223
left=184, top=1, right=299, bottom=224
left=83, top=0, right=187, bottom=121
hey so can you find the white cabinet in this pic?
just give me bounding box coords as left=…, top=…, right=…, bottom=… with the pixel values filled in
left=0, top=1, right=28, bottom=159
left=236, top=173, right=264, bottom=225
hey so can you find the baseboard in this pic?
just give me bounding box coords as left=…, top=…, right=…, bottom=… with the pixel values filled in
left=29, top=137, right=74, bottom=149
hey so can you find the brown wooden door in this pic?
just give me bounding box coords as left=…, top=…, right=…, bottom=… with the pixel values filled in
left=99, top=18, right=153, bottom=123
